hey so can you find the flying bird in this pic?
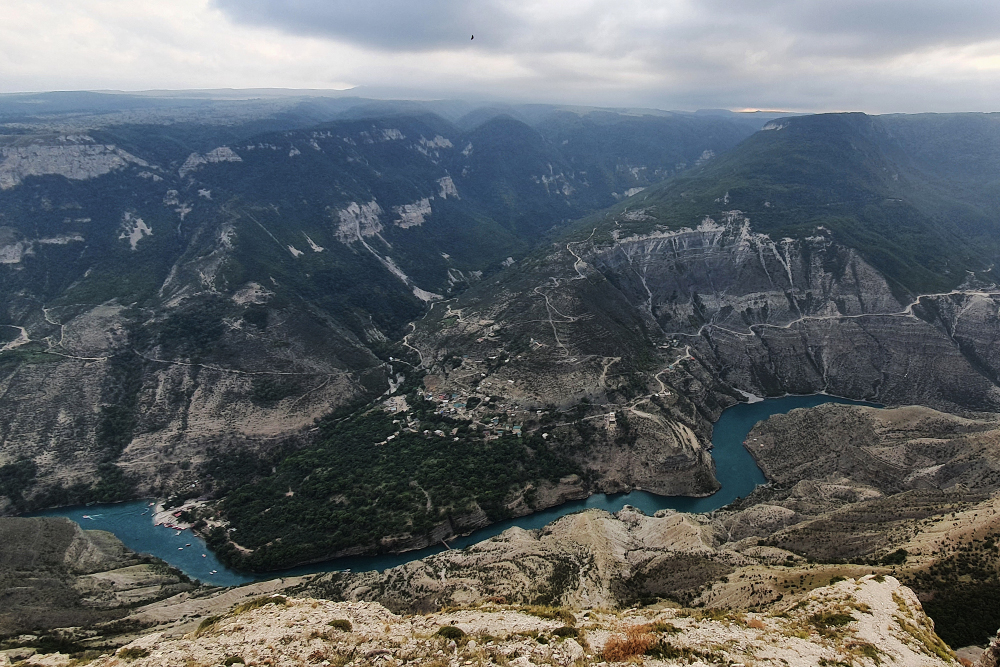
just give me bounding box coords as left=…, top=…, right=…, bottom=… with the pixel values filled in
left=471, top=35, right=474, bottom=40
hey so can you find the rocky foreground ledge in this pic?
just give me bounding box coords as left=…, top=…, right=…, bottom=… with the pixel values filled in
left=15, top=576, right=978, bottom=667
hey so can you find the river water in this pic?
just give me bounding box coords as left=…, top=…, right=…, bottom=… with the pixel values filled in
left=30, top=394, right=875, bottom=586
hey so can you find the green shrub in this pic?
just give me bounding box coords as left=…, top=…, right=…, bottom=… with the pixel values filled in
left=117, top=647, right=150, bottom=660
left=645, top=641, right=684, bottom=660
left=242, top=304, right=268, bottom=329
left=521, top=606, right=577, bottom=626
left=233, top=595, right=287, bottom=615
left=809, top=612, right=855, bottom=628
left=852, top=643, right=882, bottom=662
left=693, top=608, right=731, bottom=622
left=328, top=619, right=352, bottom=632
left=250, top=376, right=301, bottom=404
left=882, top=549, right=909, bottom=565
left=0, top=458, right=37, bottom=508
left=647, top=621, right=680, bottom=634
left=196, top=615, right=221, bottom=635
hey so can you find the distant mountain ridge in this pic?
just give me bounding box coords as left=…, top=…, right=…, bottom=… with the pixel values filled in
left=0, top=94, right=762, bottom=511
left=196, top=111, right=1000, bottom=576
left=575, top=111, right=1000, bottom=295
left=411, top=112, right=1000, bottom=409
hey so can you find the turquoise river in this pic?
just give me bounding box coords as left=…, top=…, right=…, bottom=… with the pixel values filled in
left=30, top=394, right=875, bottom=587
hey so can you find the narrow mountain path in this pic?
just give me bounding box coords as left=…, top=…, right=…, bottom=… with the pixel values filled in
left=402, top=300, right=447, bottom=368
left=539, top=290, right=567, bottom=355
left=598, top=356, right=621, bottom=387
left=402, top=323, right=424, bottom=366
left=678, top=289, right=1000, bottom=345
left=41, top=306, right=67, bottom=347
left=42, top=350, right=109, bottom=362
left=288, top=376, right=335, bottom=409
left=566, top=227, right=596, bottom=280
left=131, top=349, right=336, bottom=376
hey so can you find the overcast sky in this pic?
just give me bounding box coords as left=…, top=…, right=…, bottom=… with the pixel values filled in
left=4, top=0, right=1000, bottom=112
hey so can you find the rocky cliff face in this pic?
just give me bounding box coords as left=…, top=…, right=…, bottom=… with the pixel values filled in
left=979, top=630, right=1000, bottom=667
left=422, top=211, right=1000, bottom=409
left=0, top=137, right=148, bottom=190
left=0, top=105, right=761, bottom=511
left=603, top=216, right=1000, bottom=410
left=744, top=404, right=1000, bottom=494
left=411, top=212, right=1000, bottom=504
left=0, top=517, right=194, bottom=637
left=592, top=214, right=903, bottom=335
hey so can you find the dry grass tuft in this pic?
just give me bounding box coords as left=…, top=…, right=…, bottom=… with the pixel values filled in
left=233, top=595, right=289, bottom=616
left=602, top=626, right=654, bottom=662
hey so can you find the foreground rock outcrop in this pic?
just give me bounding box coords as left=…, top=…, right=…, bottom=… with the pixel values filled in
left=299, top=481, right=1000, bottom=621
left=35, top=576, right=953, bottom=667
left=979, top=629, right=1000, bottom=667
left=310, top=507, right=730, bottom=612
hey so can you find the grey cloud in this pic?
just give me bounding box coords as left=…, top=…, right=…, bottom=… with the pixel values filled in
left=206, top=0, right=1000, bottom=113
left=767, top=0, right=1000, bottom=42
left=702, top=0, right=1000, bottom=57
left=213, top=0, right=521, bottom=51
left=10, top=0, right=1000, bottom=113
left=213, top=0, right=1000, bottom=59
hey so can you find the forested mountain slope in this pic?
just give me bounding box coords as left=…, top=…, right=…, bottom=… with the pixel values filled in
left=0, top=94, right=760, bottom=512
left=203, top=112, right=1000, bottom=572
left=414, top=112, right=1000, bottom=415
